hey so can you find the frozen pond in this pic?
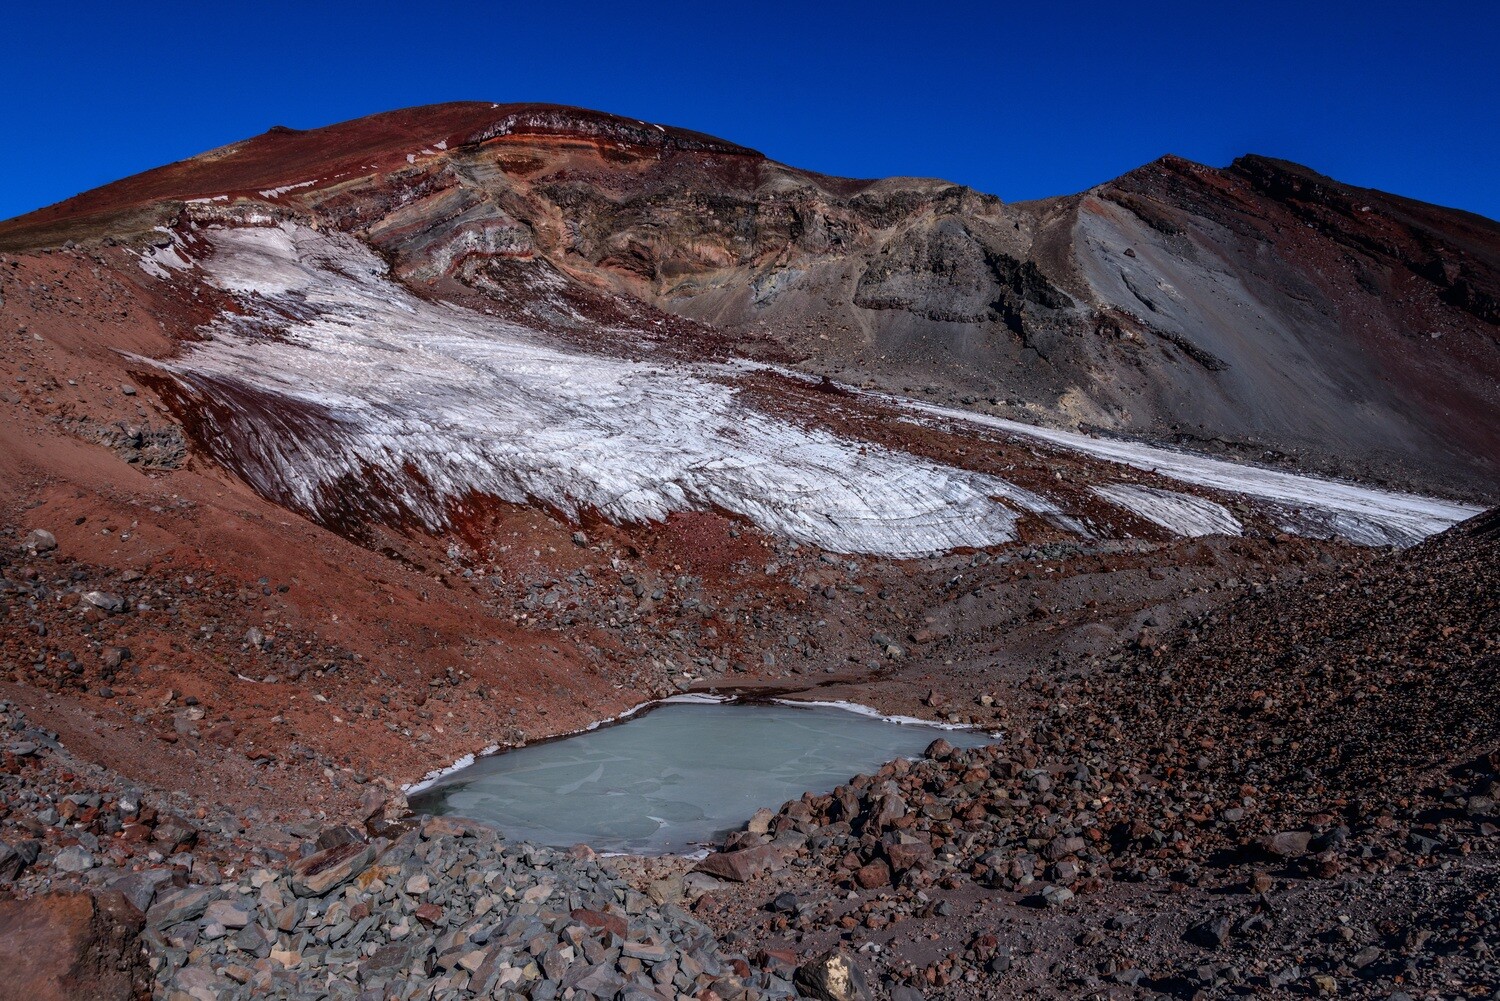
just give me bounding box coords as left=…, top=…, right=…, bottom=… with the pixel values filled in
left=408, top=701, right=997, bottom=854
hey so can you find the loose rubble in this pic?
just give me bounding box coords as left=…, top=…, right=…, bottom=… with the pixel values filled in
left=681, top=510, right=1499, bottom=996
left=150, top=815, right=792, bottom=1001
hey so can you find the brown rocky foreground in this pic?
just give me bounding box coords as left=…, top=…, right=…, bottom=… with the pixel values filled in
left=636, top=508, right=1500, bottom=997
left=1, top=510, right=1493, bottom=999
left=0, top=890, right=147, bottom=1001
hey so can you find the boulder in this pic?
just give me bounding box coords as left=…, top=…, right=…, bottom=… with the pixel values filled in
left=0, top=891, right=146, bottom=1001
left=104, top=869, right=175, bottom=913
left=865, top=781, right=907, bottom=831
left=794, top=949, right=870, bottom=1001
left=0, top=841, right=38, bottom=883
left=571, top=907, right=627, bottom=939
left=746, top=807, right=775, bottom=835
left=1038, top=884, right=1074, bottom=908
left=1262, top=830, right=1313, bottom=858
left=202, top=899, right=252, bottom=929
left=314, top=824, right=366, bottom=851
left=924, top=738, right=954, bottom=760
left=52, top=846, right=94, bottom=874
left=695, top=843, right=785, bottom=883
left=1187, top=913, right=1236, bottom=949
left=289, top=842, right=376, bottom=897
left=146, top=885, right=214, bottom=929
left=22, top=530, right=57, bottom=554
left=356, top=788, right=387, bottom=824
left=855, top=861, right=891, bottom=889
left=883, top=841, right=934, bottom=874
left=151, top=816, right=199, bottom=853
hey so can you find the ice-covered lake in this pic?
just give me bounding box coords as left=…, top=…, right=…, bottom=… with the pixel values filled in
left=408, top=701, right=997, bottom=854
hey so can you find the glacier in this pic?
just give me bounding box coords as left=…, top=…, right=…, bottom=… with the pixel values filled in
left=899, top=400, right=1482, bottom=547
left=155, top=223, right=1069, bottom=558
left=144, top=222, right=1478, bottom=557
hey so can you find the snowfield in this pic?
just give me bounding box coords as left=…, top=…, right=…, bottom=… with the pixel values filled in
left=159, top=224, right=1071, bottom=557
left=900, top=401, right=1482, bottom=547
left=1091, top=483, right=1244, bottom=538
left=150, top=222, right=1480, bottom=556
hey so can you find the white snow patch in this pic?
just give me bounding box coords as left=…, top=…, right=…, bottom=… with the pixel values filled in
left=772, top=698, right=999, bottom=734
left=578, top=693, right=726, bottom=732
left=257, top=179, right=317, bottom=199
left=136, top=256, right=170, bottom=280
left=900, top=401, right=1481, bottom=546
left=1093, top=483, right=1243, bottom=537
left=405, top=747, right=499, bottom=795
left=135, top=229, right=194, bottom=279
left=434, top=140, right=448, bottom=150
left=160, top=223, right=1059, bottom=557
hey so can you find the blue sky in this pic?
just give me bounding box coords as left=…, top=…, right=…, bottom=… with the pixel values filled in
left=2, top=0, right=1496, bottom=221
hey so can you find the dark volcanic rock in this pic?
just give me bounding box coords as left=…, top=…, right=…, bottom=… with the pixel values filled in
left=794, top=949, right=871, bottom=1001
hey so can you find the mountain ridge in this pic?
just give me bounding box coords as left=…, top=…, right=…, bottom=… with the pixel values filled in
left=3, top=101, right=1494, bottom=500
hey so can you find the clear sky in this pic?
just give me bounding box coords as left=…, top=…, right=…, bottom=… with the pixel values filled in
left=2, top=0, right=1496, bottom=222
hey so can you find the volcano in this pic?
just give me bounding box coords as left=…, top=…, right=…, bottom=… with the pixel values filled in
left=0, top=103, right=1494, bottom=1001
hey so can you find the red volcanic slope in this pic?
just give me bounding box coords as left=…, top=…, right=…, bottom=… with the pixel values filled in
left=0, top=102, right=761, bottom=242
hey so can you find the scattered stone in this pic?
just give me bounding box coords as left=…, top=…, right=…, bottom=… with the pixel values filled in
left=22, top=529, right=57, bottom=554
left=794, top=949, right=870, bottom=1001
left=80, top=591, right=124, bottom=613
